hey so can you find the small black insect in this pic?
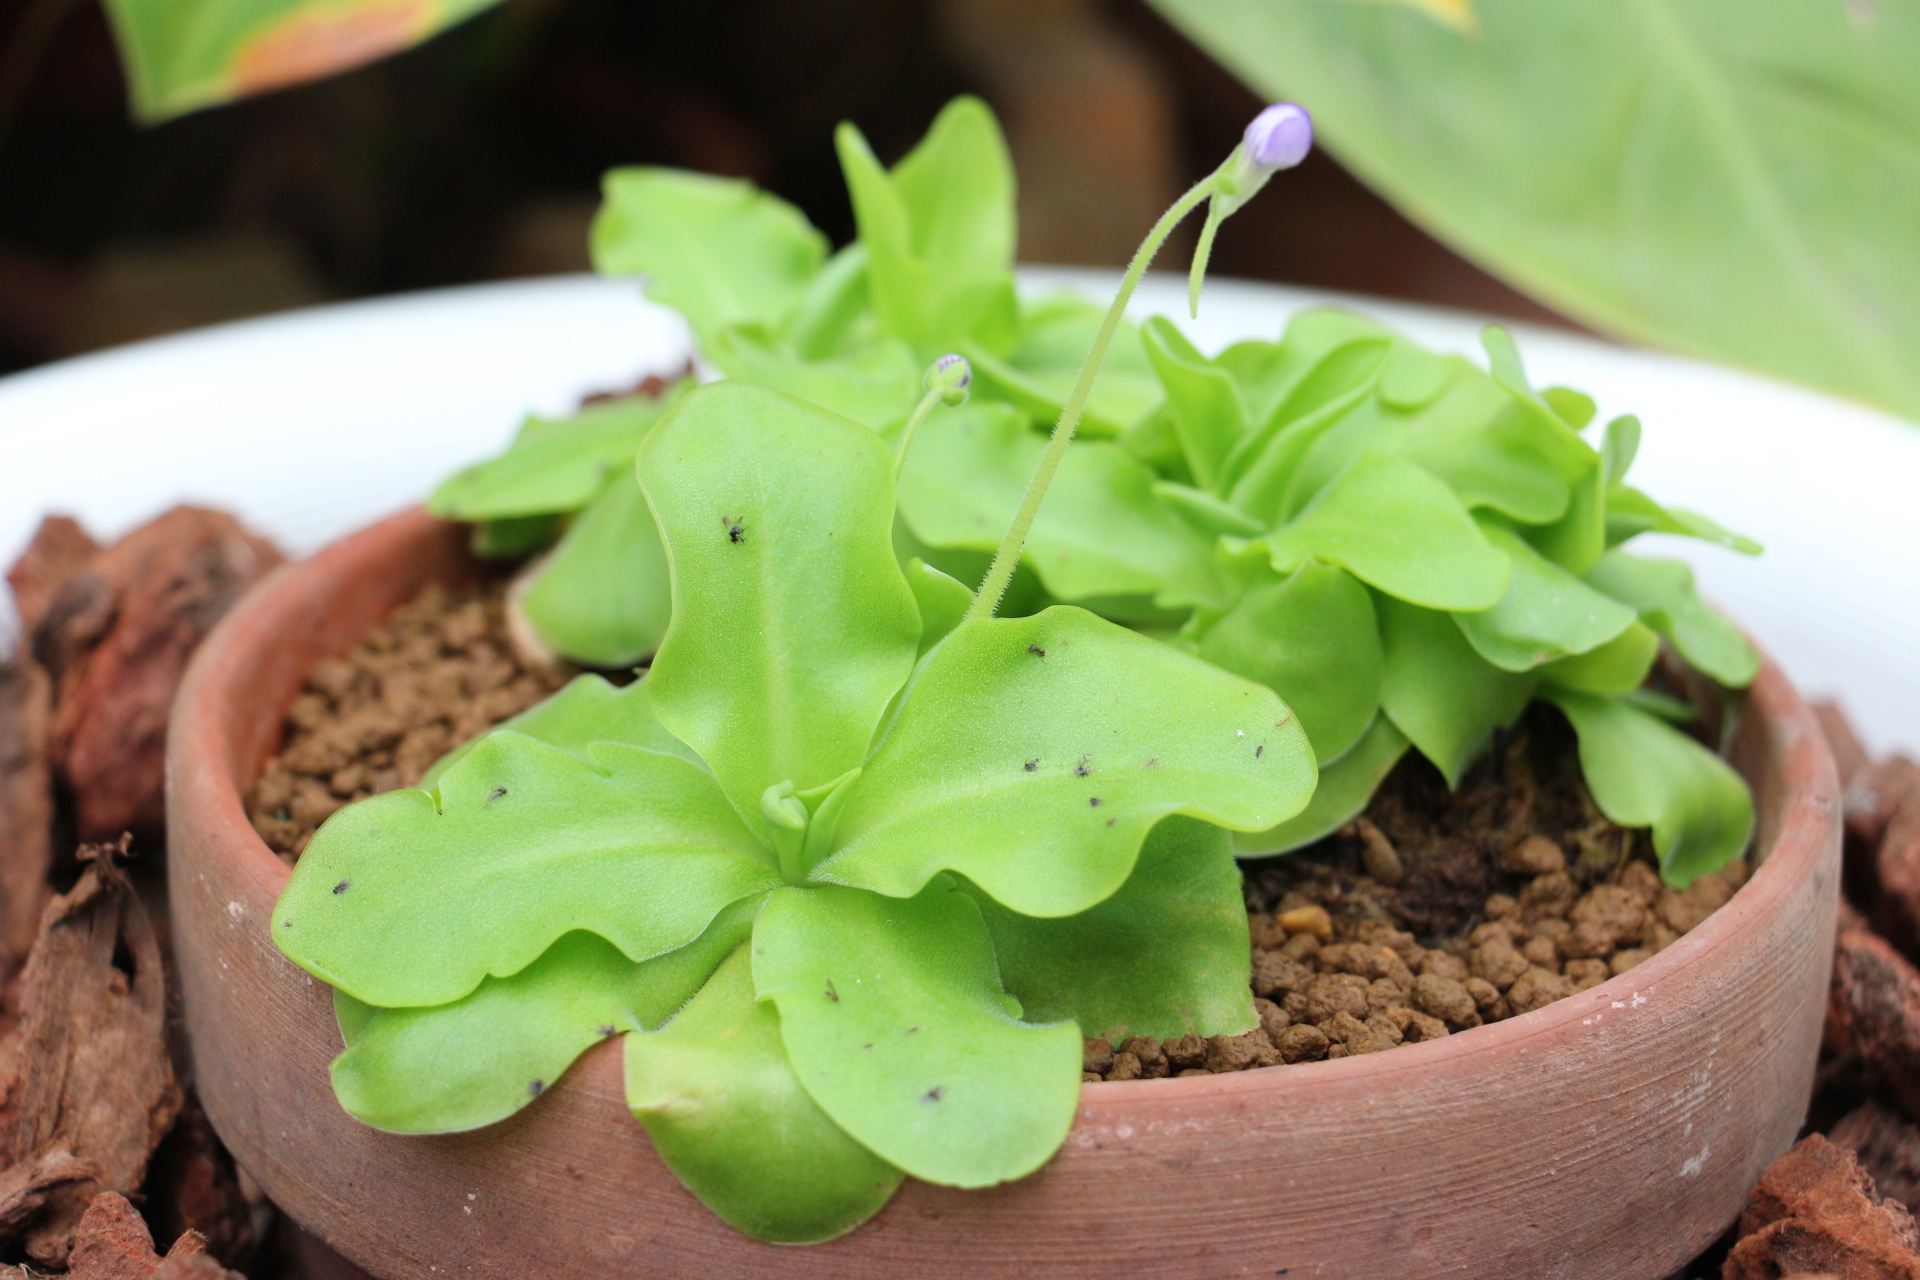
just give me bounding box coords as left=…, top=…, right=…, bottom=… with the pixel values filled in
left=598, top=1025, right=617, bottom=1038
left=1074, top=761, right=1090, bottom=777
left=1105, top=817, right=1116, bottom=827
left=1023, top=759, right=1038, bottom=772
left=332, top=880, right=350, bottom=895
left=1089, top=797, right=1102, bottom=808
left=488, top=786, right=508, bottom=802
left=723, top=515, right=745, bottom=544
left=825, top=979, right=839, bottom=1003
left=1027, top=644, right=1046, bottom=657
left=529, top=1079, right=545, bottom=1097
left=922, top=1087, right=944, bottom=1103
left=1255, top=744, right=1265, bottom=758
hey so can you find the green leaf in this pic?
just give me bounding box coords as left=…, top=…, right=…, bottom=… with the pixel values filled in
left=1264, top=450, right=1511, bottom=611
left=102, top=0, right=507, bottom=123
left=1142, top=315, right=1247, bottom=491
left=1453, top=517, right=1637, bottom=671
left=1221, top=337, right=1391, bottom=514
left=1538, top=620, right=1660, bottom=694
left=753, top=883, right=1082, bottom=1188
left=705, top=324, right=921, bottom=432
left=1543, top=689, right=1754, bottom=887
left=963, top=294, right=1162, bottom=440
left=331, top=897, right=756, bottom=1135
left=625, top=944, right=904, bottom=1243
left=836, top=98, right=1017, bottom=350
left=969, top=816, right=1254, bottom=1042
left=272, top=733, right=777, bottom=1007
left=1141, top=0, right=1920, bottom=423
left=419, top=673, right=698, bottom=792
left=1377, top=594, right=1535, bottom=786
left=895, top=403, right=1225, bottom=609
left=1530, top=456, right=1608, bottom=575
left=1196, top=559, right=1383, bottom=761
left=904, top=558, right=974, bottom=657
left=1606, top=485, right=1763, bottom=555
left=817, top=608, right=1315, bottom=917
left=1235, top=712, right=1411, bottom=856
left=1585, top=550, right=1761, bottom=687
left=592, top=169, right=827, bottom=347
left=470, top=514, right=560, bottom=560
left=521, top=470, right=671, bottom=668
left=1394, top=370, right=1577, bottom=524
left=640, top=383, right=921, bottom=823
left=428, top=396, right=669, bottom=522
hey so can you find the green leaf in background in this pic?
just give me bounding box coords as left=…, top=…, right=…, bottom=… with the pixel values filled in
left=592, top=169, right=828, bottom=348
left=1377, top=594, right=1534, bottom=786
left=969, top=815, right=1255, bottom=1042
left=1146, top=0, right=1920, bottom=422
left=1544, top=689, right=1755, bottom=886
left=331, top=896, right=755, bottom=1134
left=103, top=0, right=508, bottom=122
left=625, top=945, right=904, bottom=1243
left=428, top=395, right=671, bottom=522
left=520, top=470, right=672, bottom=669
left=752, top=882, right=1082, bottom=1188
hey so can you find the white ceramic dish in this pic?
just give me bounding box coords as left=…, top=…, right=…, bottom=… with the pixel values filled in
left=2, top=270, right=1914, bottom=752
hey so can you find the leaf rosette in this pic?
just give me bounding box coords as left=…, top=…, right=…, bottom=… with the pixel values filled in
left=275, top=382, right=1315, bottom=1241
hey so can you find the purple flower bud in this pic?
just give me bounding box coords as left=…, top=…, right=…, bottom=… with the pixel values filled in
left=926, top=352, right=972, bottom=405
left=1244, top=103, right=1313, bottom=171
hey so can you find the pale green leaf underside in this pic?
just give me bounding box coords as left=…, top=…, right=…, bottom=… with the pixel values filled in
left=521, top=470, right=672, bottom=668
left=273, top=733, right=776, bottom=1007
left=970, top=815, right=1255, bottom=1042
left=1143, top=0, right=1920, bottom=423
left=1235, top=712, right=1411, bottom=857
left=1378, top=594, right=1534, bottom=786
left=331, top=898, right=755, bottom=1135
left=640, top=383, right=921, bottom=824
left=753, top=883, right=1082, bottom=1188
left=819, top=608, right=1315, bottom=918
left=592, top=168, right=827, bottom=346
left=626, top=945, right=904, bottom=1243
left=1544, top=689, right=1754, bottom=887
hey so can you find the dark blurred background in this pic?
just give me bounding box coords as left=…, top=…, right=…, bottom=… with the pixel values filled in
left=0, top=0, right=1564, bottom=376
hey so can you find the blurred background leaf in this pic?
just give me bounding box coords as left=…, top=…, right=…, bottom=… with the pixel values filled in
left=102, top=0, right=508, bottom=121
left=1147, top=0, right=1920, bottom=422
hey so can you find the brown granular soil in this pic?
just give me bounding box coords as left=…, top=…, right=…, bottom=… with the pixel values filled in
left=246, top=580, right=571, bottom=860
left=1083, top=709, right=1752, bottom=1081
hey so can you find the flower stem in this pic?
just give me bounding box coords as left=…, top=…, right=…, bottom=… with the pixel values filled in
left=967, top=170, right=1222, bottom=621
left=893, top=384, right=946, bottom=483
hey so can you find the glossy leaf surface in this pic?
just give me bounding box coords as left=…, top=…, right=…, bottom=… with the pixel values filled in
left=1453, top=517, right=1636, bottom=671
left=274, top=733, right=776, bottom=1007
left=521, top=470, right=671, bottom=668
left=640, top=384, right=921, bottom=821
left=818, top=608, right=1314, bottom=917
left=1144, top=0, right=1920, bottom=423
left=753, top=883, right=1081, bottom=1188
left=428, top=396, right=668, bottom=522
left=1196, top=558, right=1382, bottom=761
left=332, top=899, right=755, bottom=1134
left=1235, top=713, right=1410, bottom=856
left=970, top=816, right=1254, bottom=1041
left=1545, top=689, right=1755, bottom=886
left=626, top=945, right=904, bottom=1243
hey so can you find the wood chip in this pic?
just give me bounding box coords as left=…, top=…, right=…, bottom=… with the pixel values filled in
left=0, top=657, right=54, bottom=972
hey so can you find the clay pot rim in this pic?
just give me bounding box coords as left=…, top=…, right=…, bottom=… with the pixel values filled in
left=176, top=506, right=1834, bottom=1107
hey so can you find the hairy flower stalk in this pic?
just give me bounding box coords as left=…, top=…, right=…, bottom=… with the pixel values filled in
left=967, top=104, right=1314, bottom=621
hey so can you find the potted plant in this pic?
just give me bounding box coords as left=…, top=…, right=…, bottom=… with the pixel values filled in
left=166, top=100, right=1839, bottom=1279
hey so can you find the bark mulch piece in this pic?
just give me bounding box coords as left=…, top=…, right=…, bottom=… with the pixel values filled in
left=1722, top=1134, right=1920, bottom=1280
left=0, top=1189, right=245, bottom=1279
left=30, top=507, right=281, bottom=843
left=0, top=838, right=181, bottom=1267
left=0, top=658, right=54, bottom=974
left=1829, top=928, right=1920, bottom=1122
left=1874, top=764, right=1920, bottom=962
left=1831, top=1101, right=1920, bottom=1218
left=141, top=1090, right=259, bottom=1272
left=248, top=579, right=571, bottom=860
left=6, top=517, right=99, bottom=639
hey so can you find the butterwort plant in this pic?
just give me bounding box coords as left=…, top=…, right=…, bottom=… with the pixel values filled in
left=271, top=108, right=1323, bottom=1242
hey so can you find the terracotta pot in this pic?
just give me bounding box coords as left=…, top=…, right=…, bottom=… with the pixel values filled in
left=168, top=508, right=1841, bottom=1280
